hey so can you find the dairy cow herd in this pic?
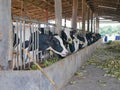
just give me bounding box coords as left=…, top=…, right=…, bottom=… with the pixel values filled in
left=13, top=27, right=101, bottom=61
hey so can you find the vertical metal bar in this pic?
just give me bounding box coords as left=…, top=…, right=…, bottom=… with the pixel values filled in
left=11, top=23, right=14, bottom=69
left=36, top=24, right=38, bottom=62
left=34, top=23, right=37, bottom=62
left=37, top=23, right=40, bottom=62
left=28, top=23, right=32, bottom=69
left=32, top=23, right=35, bottom=63
left=19, top=20, right=23, bottom=70
left=41, top=51, right=43, bottom=63
left=23, top=20, right=26, bottom=69
left=16, top=19, right=19, bottom=70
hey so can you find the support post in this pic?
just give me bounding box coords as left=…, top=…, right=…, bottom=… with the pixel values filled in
left=90, top=10, right=93, bottom=32
left=71, top=0, right=78, bottom=30
left=79, top=22, right=80, bottom=29
left=0, top=0, right=12, bottom=70
left=96, top=13, right=99, bottom=33
left=54, top=0, right=62, bottom=35
left=94, top=14, right=96, bottom=33
left=82, top=0, right=86, bottom=35
left=64, top=17, right=66, bottom=27
left=87, top=7, right=90, bottom=32
left=92, top=13, right=94, bottom=33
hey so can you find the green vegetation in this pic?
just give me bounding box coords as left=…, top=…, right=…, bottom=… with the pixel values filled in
left=106, top=41, right=120, bottom=52
left=41, top=57, right=59, bottom=68
left=106, top=40, right=112, bottom=44
left=83, top=41, right=120, bottom=80
left=31, top=64, right=38, bottom=70
left=30, top=57, right=59, bottom=70
left=100, top=25, right=120, bottom=36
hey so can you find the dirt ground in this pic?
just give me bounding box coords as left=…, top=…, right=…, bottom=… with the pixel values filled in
left=62, top=43, right=120, bottom=90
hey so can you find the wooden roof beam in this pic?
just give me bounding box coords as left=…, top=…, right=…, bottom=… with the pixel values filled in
left=63, top=0, right=72, bottom=5
left=22, top=0, right=54, bottom=14
left=41, top=0, right=54, bottom=8
left=87, top=0, right=120, bottom=5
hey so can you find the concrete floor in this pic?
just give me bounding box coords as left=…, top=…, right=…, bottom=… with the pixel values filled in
left=62, top=65, right=120, bottom=90
left=62, top=44, right=120, bottom=90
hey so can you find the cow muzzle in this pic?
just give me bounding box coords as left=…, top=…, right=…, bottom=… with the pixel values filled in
left=61, top=50, right=69, bottom=57
left=68, top=38, right=73, bottom=44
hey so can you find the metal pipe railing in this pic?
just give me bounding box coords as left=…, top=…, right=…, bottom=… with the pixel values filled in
left=12, top=16, right=57, bottom=70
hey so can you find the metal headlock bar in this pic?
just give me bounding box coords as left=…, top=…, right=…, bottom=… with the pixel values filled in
left=13, top=16, right=56, bottom=26
left=12, top=16, right=56, bottom=70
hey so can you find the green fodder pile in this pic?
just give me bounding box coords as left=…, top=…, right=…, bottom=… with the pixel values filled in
left=83, top=41, right=120, bottom=80
left=30, top=57, right=59, bottom=70
left=106, top=41, right=120, bottom=52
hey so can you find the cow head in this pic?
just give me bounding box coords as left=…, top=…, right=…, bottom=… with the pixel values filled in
left=77, top=33, right=88, bottom=48
left=61, top=28, right=79, bottom=53
left=72, top=36, right=80, bottom=52
left=61, top=28, right=73, bottom=44
left=47, top=35, right=68, bottom=57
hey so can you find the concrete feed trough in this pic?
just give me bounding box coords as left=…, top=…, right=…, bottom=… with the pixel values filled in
left=0, top=39, right=102, bottom=90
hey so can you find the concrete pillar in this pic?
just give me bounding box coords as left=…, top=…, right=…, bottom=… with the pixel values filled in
left=87, top=7, right=90, bottom=32
left=93, top=13, right=95, bottom=33
left=96, top=13, right=99, bottom=33
left=90, top=10, right=93, bottom=32
left=0, top=0, right=12, bottom=70
left=71, top=0, right=78, bottom=30
left=64, top=17, right=66, bottom=27
left=54, top=0, right=62, bottom=35
left=82, top=0, right=86, bottom=35
left=94, top=14, right=96, bottom=33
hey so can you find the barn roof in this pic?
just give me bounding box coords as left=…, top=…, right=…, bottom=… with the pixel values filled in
left=12, top=0, right=120, bottom=22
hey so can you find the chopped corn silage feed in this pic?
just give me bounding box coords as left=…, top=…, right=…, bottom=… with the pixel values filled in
left=83, top=41, right=120, bottom=80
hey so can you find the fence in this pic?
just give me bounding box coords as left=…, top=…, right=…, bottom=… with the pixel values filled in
left=12, top=16, right=57, bottom=70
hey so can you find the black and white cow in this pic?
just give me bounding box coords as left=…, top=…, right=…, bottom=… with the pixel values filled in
left=77, top=33, right=88, bottom=48
left=25, top=31, right=68, bottom=57
left=94, top=33, right=101, bottom=41
left=61, top=28, right=80, bottom=53
left=13, top=26, right=69, bottom=66
left=86, top=32, right=101, bottom=45
left=85, top=32, right=94, bottom=45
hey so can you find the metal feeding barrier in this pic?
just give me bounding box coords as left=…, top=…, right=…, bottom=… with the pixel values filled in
left=12, top=16, right=56, bottom=70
